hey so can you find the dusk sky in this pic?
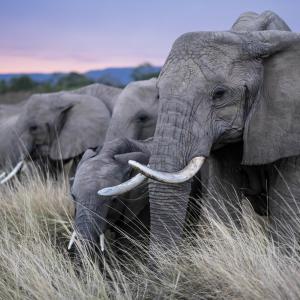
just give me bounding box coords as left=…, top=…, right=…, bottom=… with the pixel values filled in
left=1, top=0, right=300, bottom=73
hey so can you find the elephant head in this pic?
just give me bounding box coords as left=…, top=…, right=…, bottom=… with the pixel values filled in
left=69, top=78, right=158, bottom=252
left=103, top=29, right=300, bottom=252
left=0, top=91, right=111, bottom=182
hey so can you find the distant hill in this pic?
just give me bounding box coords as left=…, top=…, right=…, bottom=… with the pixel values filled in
left=0, top=65, right=161, bottom=86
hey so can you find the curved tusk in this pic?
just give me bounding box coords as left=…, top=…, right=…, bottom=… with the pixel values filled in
left=128, top=156, right=206, bottom=184
left=0, top=172, right=6, bottom=180
left=100, top=234, right=105, bottom=252
left=0, top=161, right=24, bottom=184
left=97, top=173, right=146, bottom=196
left=67, top=231, right=76, bottom=250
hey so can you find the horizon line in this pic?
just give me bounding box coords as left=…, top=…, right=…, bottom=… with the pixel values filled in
left=0, top=64, right=162, bottom=76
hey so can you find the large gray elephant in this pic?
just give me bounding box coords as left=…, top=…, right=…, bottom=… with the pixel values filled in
left=101, top=11, right=300, bottom=251
left=69, top=78, right=158, bottom=253
left=0, top=83, right=121, bottom=182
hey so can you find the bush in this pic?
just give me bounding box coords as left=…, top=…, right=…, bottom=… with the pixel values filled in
left=9, top=76, right=37, bottom=92
left=56, top=72, right=94, bottom=90
left=0, top=80, right=7, bottom=94
left=132, top=63, right=160, bottom=81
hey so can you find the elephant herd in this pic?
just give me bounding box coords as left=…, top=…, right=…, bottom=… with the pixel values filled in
left=2, top=11, right=300, bottom=262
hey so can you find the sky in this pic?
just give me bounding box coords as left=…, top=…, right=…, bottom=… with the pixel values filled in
left=1, top=0, right=300, bottom=74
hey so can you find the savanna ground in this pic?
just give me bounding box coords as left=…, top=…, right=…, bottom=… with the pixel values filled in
left=1, top=171, right=300, bottom=300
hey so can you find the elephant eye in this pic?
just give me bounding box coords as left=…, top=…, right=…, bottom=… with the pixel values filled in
left=213, top=87, right=226, bottom=100
left=29, top=125, right=38, bottom=132
left=70, top=193, right=77, bottom=202
left=137, top=114, right=149, bottom=123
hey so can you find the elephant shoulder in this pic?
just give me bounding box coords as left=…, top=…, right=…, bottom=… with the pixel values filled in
left=72, top=83, right=122, bottom=114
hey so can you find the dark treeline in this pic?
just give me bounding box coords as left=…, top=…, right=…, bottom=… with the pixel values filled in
left=0, top=73, right=92, bottom=94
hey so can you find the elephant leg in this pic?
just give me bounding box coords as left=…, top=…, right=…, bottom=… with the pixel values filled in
left=113, top=201, right=150, bottom=261
left=201, top=143, right=244, bottom=225
left=268, top=156, right=300, bottom=248
left=241, top=166, right=269, bottom=216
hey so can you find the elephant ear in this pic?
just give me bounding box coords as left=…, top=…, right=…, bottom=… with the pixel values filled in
left=50, top=94, right=111, bottom=160
left=243, top=31, right=300, bottom=165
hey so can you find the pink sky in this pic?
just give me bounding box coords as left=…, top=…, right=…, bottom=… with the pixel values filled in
left=1, top=0, right=299, bottom=74
left=0, top=53, right=164, bottom=73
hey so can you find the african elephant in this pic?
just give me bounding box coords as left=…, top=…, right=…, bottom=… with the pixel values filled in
left=69, top=78, right=158, bottom=253
left=0, top=83, right=120, bottom=183
left=101, top=12, right=300, bottom=251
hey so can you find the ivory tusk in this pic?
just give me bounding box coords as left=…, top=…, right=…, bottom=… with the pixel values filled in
left=128, top=156, right=206, bottom=184
left=0, top=172, right=6, bottom=180
left=0, top=161, right=24, bottom=184
left=67, top=231, right=76, bottom=251
left=100, top=234, right=105, bottom=252
left=97, top=173, right=146, bottom=196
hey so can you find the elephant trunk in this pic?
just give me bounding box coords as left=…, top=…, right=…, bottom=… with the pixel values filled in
left=0, top=128, right=34, bottom=184
left=147, top=96, right=212, bottom=253
left=148, top=107, right=194, bottom=250
left=148, top=179, right=191, bottom=249
left=73, top=191, right=111, bottom=253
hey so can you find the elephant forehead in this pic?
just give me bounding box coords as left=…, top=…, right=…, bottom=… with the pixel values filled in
left=167, top=45, right=239, bottom=74
left=72, top=160, right=114, bottom=195
left=27, top=95, right=53, bottom=112
left=121, top=80, right=157, bottom=100
left=166, top=34, right=242, bottom=80
left=159, top=59, right=233, bottom=96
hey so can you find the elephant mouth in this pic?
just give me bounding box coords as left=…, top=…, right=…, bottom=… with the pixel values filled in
left=67, top=230, right=106, bottom=254
left=31, top=144, right=50, bottom=158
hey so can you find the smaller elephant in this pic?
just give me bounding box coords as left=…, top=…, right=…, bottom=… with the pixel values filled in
left=69, top=78, right=158, bottom=254
left=0, top=84, right=119, bottom=183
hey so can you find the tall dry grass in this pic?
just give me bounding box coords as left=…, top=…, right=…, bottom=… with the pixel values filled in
left=0, top=173, right=300, bottom=299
